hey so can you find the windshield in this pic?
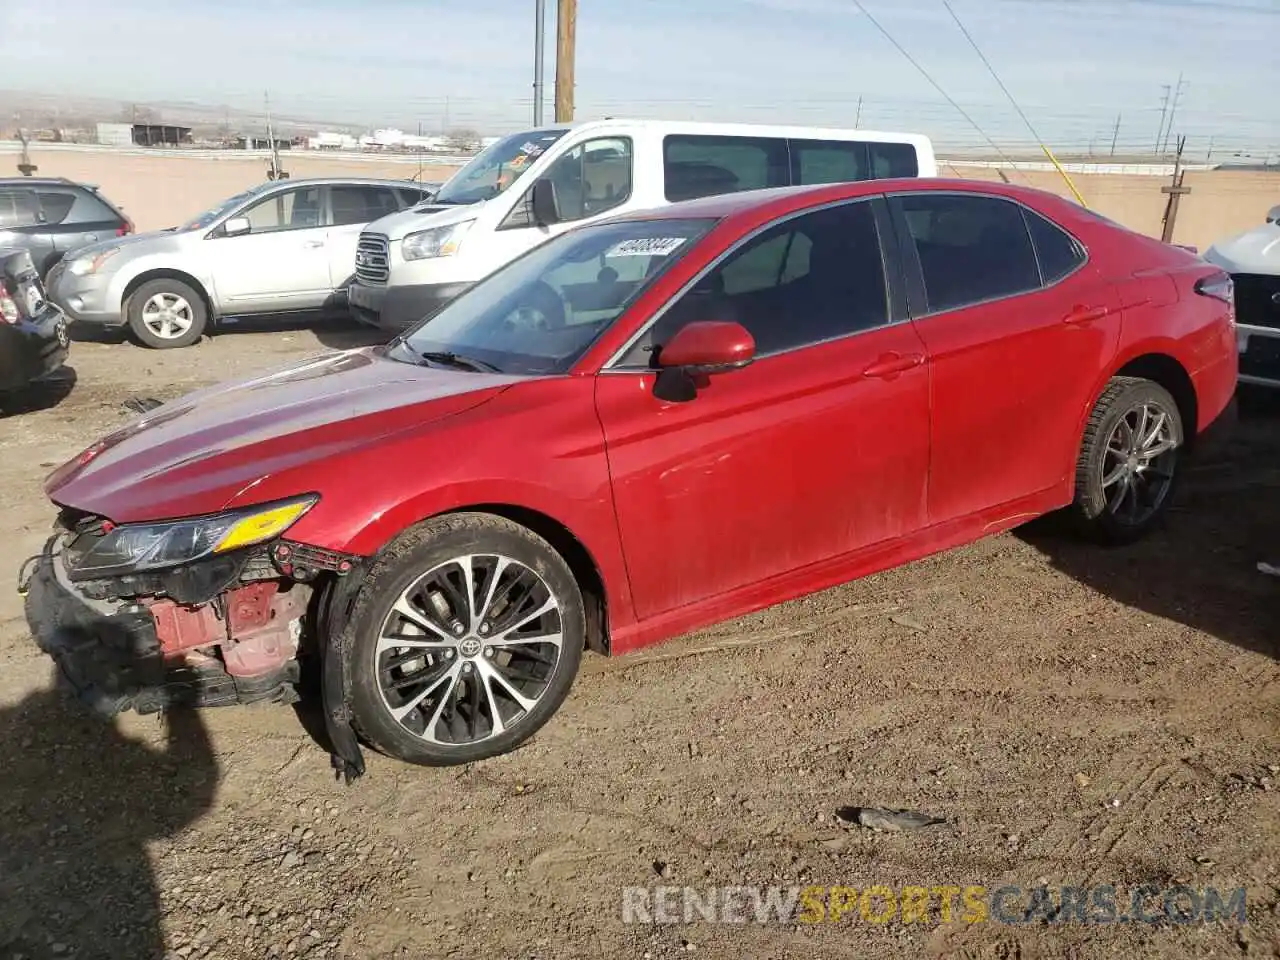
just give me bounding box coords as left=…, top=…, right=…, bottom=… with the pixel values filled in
left=391, top=217, right=718, bottom=375
left=179, top=187, right=263, bottom=231
left=432, top=130, right=568, bottom=206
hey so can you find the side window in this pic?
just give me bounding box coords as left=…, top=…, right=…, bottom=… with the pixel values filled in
left=1024, top=208, right=1085, bottom=284
left=0, top=188, right=42, bottom=227
left=329, top=185, right=401, bottom=226
left=868, top=142, right=919, bottom=178
left=790, top=139, right=868, bottom=186
left=36, top=191, right=77, bottom=224
left=663, top=134, right=789, bottom=202
left=502, top=137, right=633, bottom=228
left=897, top=194, right=1041, bottom=313
left=617, top=200, right=888, bottom=366
left=240, top=187, right=324, bottom=233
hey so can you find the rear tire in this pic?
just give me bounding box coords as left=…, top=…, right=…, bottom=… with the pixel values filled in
left=1071, top=376, right=1184, bottom=544
left=347, top=513, right=584, bottom=767
left=126, top=279, right=207, bottom=349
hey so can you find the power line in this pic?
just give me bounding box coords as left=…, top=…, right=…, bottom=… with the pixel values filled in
left=847, top=0, right=1028, bottom=178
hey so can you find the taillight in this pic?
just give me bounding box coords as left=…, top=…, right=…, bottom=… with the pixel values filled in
left=0, top=285, right=20, bottom=324
left=116, top=220, right=134, bottom=237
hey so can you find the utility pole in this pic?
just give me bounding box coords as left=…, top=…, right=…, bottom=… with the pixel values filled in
left=1155, top=84, right=1170, bottom=155
left=533, top=0, right=547, bottom=126
left=855, top=96, right=863, bottom=128
left=1161, top=73, right=1187, bottom=156
left=554, top=0, right=577, bottom=123
left=264, top=91, right=286, bottom=180
left=1110, top=113, right=1120, bottom=157
left=1160, top=134, right=1191, bottom=244
left=1206, top=135, right=1214, bottom=161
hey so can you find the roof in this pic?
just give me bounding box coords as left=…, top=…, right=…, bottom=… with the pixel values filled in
left=520, top=117, right=932, bottom=146
left=246, top=176, right=436, bottom=189
left=607, top=177, right=1069, bottom=226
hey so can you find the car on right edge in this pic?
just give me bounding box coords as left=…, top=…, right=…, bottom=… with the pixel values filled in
left=1204, top=204, right=1280, bottom=388
left=24, top=178, right=1237, bottom=773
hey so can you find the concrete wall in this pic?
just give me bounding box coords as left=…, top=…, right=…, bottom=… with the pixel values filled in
left=13, top=147, right=1278, bottom=251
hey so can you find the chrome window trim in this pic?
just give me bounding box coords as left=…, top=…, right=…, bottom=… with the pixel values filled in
left=601, top=193, right=895, bottom=371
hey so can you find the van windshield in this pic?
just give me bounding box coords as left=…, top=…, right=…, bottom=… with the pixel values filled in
left=432, top=130, right=568, bottom=206
left=390, top=216, right=717, bottom=375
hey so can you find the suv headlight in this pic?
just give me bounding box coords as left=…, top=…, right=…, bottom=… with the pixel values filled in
left=67, top=247, right=122, bottom=277
left=65, top=496, right=318, bottom=581
left=401, top=220, right=474, bottom=261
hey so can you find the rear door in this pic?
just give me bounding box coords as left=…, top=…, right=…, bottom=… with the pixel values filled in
left=324, top=184, right=405, bottom=289
left=205, top=184, right=331, bottom=312
left=888, top=191, right=1121, bottom=523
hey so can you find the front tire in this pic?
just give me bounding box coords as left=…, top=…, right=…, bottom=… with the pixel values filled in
left=126, top=279, right=208, bottom=349
left=347, top=513, right=584, bottom=766
left=1071, top=376, right=1183, bottom=544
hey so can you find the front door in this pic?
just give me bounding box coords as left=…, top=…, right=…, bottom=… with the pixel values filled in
left=207, top=185, right=332, bottom=313
left=889, top=192, right=1123, bottom=522
left=595, top=197, right=932, bottom=620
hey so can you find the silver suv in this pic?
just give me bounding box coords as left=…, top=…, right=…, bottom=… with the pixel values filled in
left=46, top=177, right=435, bottom=348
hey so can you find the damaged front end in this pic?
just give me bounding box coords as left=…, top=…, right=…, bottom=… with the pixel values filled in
left=19, top=497, right=365, bottom=775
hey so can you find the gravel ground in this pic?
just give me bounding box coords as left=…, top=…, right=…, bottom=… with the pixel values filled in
left=1, top=318, right=1278, bottom=960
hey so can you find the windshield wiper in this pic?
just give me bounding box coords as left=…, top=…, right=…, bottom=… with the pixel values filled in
left=416, top=350, right=503, bottom=374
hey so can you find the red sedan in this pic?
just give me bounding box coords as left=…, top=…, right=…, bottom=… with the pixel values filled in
left=23, top=178, right=1237, bottom=775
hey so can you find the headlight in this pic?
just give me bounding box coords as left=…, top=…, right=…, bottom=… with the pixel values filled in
left=65, top=495, right=317, bottom=580
left=401, top=220, right=474, bottom=261
left=67, top=247, right=121, bottom=276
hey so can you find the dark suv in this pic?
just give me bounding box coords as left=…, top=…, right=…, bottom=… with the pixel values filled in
left=0, top=178, right=134, bottom=280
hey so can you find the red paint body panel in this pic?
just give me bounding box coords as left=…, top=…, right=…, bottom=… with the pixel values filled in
left=43, top=179, right=1239, bottom=659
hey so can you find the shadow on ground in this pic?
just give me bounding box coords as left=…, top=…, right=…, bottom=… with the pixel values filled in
left=211, top=312, right=391, bottom=353
left=0, top=681, right=218, bottom=960
left=0, top=367, right=79, bottom=417
left=1018, top=388, right=1280, bottom=662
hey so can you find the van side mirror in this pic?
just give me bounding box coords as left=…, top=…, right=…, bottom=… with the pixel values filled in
left=222, top=216, right=251, bottom=238
left=530, top=178, right=560, bottom=227
left=653, top=321, right=755, bottom=402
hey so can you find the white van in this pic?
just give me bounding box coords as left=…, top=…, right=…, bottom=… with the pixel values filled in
left=348, top=119, right=936, bottom=331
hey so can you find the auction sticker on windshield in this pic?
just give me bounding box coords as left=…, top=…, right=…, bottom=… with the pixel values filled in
left=608, top=237, right=688, bottom=258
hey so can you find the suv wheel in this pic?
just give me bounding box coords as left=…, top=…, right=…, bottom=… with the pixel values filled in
left=126, top=279, right=207, bottom=349
left=347, top=513, right=584, bottom=766
left=1071, top=376, right=1184, bottom=544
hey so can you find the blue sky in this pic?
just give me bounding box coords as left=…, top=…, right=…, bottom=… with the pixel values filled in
left=2, top=0, right=1276, bottom=156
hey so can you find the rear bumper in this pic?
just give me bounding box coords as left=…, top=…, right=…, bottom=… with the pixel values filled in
left=0, top=304, right=69, bottom=392
left=348, top=279, right=472, bottom=333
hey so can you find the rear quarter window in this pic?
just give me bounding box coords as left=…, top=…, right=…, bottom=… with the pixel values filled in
left=1023, top=209, right=1086, bottom=284
left=47, top=188, right=122, bottom=225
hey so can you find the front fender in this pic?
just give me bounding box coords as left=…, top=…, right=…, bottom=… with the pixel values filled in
left=107, top=252, right=217, bottom=313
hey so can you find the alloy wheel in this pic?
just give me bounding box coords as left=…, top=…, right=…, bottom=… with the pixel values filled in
left=141, top=292, right=195, bottom=339
left=375, top=554, right=565, bottom=746
left=1100, top=399, right=1178, bottom=527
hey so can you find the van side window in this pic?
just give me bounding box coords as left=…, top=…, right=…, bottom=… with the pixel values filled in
left=868, top=142, right=919, bottom=178
left=501, top=137, right=633, bottom=228
left=790, top=139, right=868, bottom=185
left=663, top=135, right=789, bottom=202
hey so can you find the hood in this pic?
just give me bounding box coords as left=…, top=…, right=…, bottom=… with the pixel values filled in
left=367, top=200, right=487, bottom=240
left=64, top=229, right=186, bottom=262
left=1204, top=223, right=1280, bottom=275
left=46, top=347, right=525, bottom=523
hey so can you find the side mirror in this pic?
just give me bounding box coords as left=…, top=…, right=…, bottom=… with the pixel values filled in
left=653, top=320, right=755, bottom=402
left=222, top=216, right=251, bottom=238
left=530, top=178, right=560, bottom=227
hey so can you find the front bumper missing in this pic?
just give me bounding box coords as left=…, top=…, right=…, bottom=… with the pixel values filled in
left=20, top=538, right=300, bottom=717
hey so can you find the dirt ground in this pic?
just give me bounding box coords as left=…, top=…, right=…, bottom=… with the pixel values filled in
left=1, top=318, right=1279, bottom=960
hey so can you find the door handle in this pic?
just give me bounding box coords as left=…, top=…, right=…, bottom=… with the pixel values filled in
left=1063, top=304, right=1111, bottom=324
left=861, top=352, right=924, bottom=379
left=303, top=239, right=325, bottom=249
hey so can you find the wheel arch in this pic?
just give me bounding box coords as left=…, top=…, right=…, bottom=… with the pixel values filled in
left=122, top=269, right=216, bottom=321
left=404, top=504, right=612, bottom=655
left=1111, top=351, right=1198, bottom=449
